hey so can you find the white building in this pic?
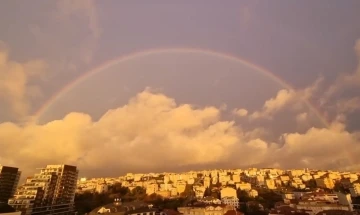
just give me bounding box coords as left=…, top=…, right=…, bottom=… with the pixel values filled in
left=221, top=196, right=239, bottom=208
left=220, top=187, right=238, bottom=209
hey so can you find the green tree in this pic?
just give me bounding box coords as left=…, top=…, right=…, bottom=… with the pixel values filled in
left=237, top=189, right=252, bottom=202
left=180, top=185, right=195, bottom=198
left=306, top=179, right=317, bottom=190
left=211, top=191, right=220, bottom=199
left=204, top=188, right=211, bottom=197
left=131, top=186, right=146, bottom=200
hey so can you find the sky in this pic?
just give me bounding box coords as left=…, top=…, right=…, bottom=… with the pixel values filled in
left=0, top=0, right=360, bottom=178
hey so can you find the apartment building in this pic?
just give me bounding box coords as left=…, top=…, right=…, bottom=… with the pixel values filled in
left=315, top=177, right=334, bottom=189
left=0, top=165, right=21, bottom=204
left=178, top=205, right=233, bottom=215
left=8, top=164, right=78, bottom=215
left=350, top=183, right=360, bottom=197
left=295, top=200, right=349, bottom=215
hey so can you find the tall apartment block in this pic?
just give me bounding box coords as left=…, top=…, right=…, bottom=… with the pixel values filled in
left=0, top=165, right=21, bottom=203
left=8, top=164, right=78, bottom=215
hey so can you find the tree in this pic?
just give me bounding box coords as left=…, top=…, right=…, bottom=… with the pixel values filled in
left=211, top=191, right=220, bottom=199
left=181, top=185, right=195, bottom=198
left=306, top=179, right=317, bottom=189
left=204, top=188, right=211, bottom=197
left=237, top=189, right=252, bottom=202
left=255, top=189, right=282, bottom=209
left=131, top=186, right=146, bottom=200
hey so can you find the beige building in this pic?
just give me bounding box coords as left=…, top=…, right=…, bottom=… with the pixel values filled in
left=156, top=190, right=171, bottom=198
left=315, top=177, right=334, bottom=189
left=220, top=187, right=237, bottom=198
left=96, top=181, right=109, bottom=193
left=178, top=205, right=232, bottom=215
left=204, top=176, right=211, bottom=188
left=146, top=183, right=159, bottom=195
left=176, top=180, right=187, bottom=194
left=235, top=183, right=251, bottom=191
left=350, top=183, right=360, bottom=197
left=8, top=164, right=78, bottom=215
left=256, top=175, right=265, bottom=186
left=265, top=179, right=276, bottom=189
left=296, top=201, right=349, bottom=215
left=232, top=175, right=240, bottom=183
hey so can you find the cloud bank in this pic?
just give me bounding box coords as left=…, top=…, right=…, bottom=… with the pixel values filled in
left=0, top=45, right=47, bottom=120
left=1, top=90, right=359, bottom=177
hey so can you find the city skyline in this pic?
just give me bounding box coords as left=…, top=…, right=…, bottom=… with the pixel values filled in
left=3, top=163, right=360, bottom=214
left=1, top=1, right=360, bottom=178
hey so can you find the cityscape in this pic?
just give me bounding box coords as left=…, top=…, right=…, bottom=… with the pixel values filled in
left=1, top=164, right=360, bottom=215
left=1, top=1, right=360, bottom=215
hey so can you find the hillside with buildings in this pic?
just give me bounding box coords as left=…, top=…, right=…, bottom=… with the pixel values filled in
left=1, top=165, right=360, bottom=215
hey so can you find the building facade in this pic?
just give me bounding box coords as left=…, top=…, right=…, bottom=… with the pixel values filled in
left=8, top=164, right=78, bottom=215
left=0, top=165, right=21, bottom=203
left=350, top=183, right=360, bottom=197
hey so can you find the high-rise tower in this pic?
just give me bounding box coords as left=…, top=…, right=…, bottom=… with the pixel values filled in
left=0, top=165, right=21, bottom=203
left=8, top=164, right=78, bottom=215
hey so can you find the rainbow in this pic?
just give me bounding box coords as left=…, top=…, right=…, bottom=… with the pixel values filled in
left=34, top=47, right=330, bottom=127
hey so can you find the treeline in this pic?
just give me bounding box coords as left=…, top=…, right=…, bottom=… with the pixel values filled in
left=74, top=184, right=193, bottom=215
left=75, top=183, right=283, bottom=215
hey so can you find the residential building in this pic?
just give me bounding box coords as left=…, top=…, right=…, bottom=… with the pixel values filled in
left=156, top=190, right=171, bottom=198
left=221, top=197, right=239, bottom=208
left=96, top=181, right=108, bottom=193
left=221, top=187, right=238, bottom=209
left=295, top=200, right=349, bottom=215
left=265, top=179, right=276, bottom=189
left=175, top=180, right=186, bottom=194
left=235, top=183, right=251, bottom=191
left=0, top=166, right=21, bottom=204
left=178, top=205, right=233, bottom=215
left=220, top=187, right=237, bottom=199
left=336, top=192, right=353, bottom=211
left=315, top=177, right=334, bottom=189
left=146, top=183, right=159, bottom=195
left=8, top=164, right=78, bottom=215
left=350, top=183, right=360, bottom=197
left=204, top=177, right=211, bottom=188
left=232, top=175, right=240, bottom=183
left=199, top=196, right=222, bottom=205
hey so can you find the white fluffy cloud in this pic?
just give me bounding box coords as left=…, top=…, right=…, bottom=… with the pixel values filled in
left=0, top=45, right=47, bottom=119
left=247, top=80, right=320, bottom=121
left=250, top=89, right=296, bottom=120
left=247, top=77, right=323, bottom=120
left=277, top=124, right=360, bottom=170
left=232, top=108, right=248, bottom=117
left=1, top=90, right=359, bottom=177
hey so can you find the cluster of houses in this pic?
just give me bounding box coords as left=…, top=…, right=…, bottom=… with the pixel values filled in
left=77, top=168, right=360, bottom=215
